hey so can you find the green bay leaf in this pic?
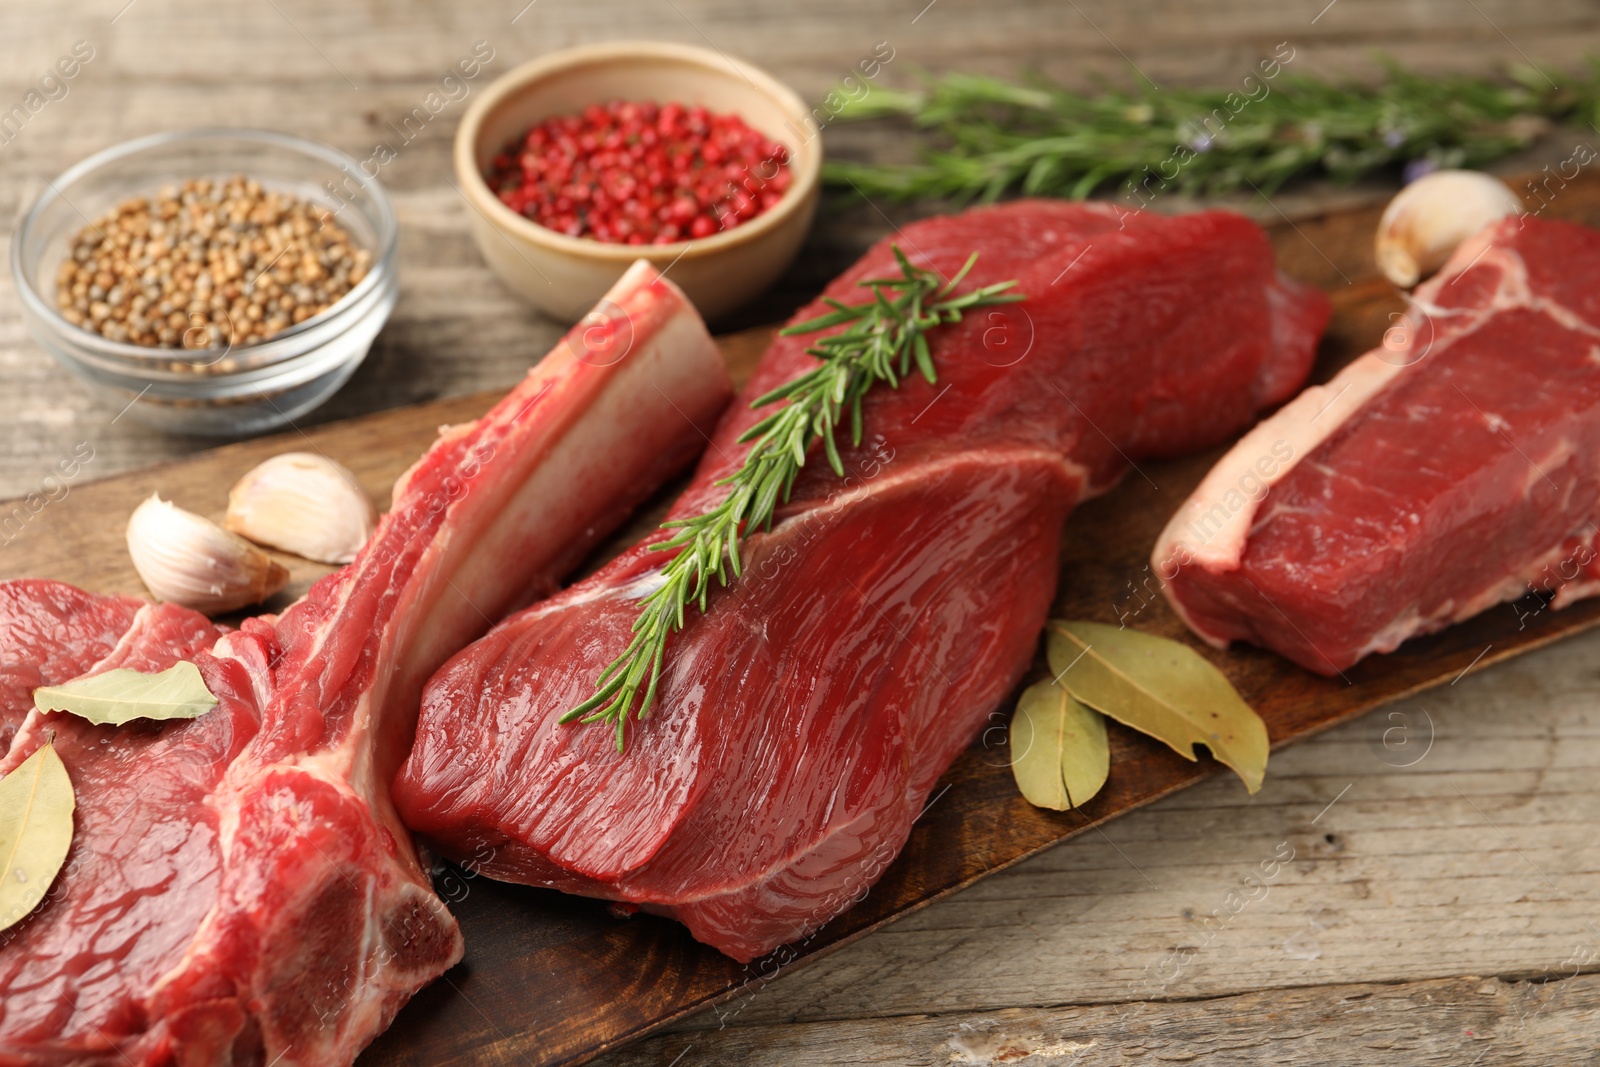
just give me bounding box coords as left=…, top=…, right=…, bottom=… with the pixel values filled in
left=1047, top=620, right=1268, bottom=794
left=0, top=742, right=75, bottom=934
left=1010, top=678, right=1109, bottom=810
left=33, top=661, right=219, bottom=726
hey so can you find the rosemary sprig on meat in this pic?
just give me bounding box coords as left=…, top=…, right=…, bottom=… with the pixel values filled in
left=823, top=63, right=1595, bottom=202
left=564, top=248, right=1024, bottom=750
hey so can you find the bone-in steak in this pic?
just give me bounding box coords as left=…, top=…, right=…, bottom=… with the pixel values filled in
left=0, top=263, right=730, bottom=1065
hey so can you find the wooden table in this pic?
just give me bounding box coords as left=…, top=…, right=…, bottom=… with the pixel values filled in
left=5, top=2, right=1600, bottom=1063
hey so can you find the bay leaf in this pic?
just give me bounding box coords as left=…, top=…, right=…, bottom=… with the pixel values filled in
left=0, top=742, right=75, bottom=934
left=1047, top=620, right=1268, bottom=793
left=1009, top=678, right=1110, bottom=810
left=33, top=661, right=219, bottom=727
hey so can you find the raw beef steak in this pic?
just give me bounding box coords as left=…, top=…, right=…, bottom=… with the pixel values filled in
left=395, top=201, right=1331, bottom=961
left=0, top=262, right=730, bottom=1065
left=1156, top=216, right=1600, bottom=673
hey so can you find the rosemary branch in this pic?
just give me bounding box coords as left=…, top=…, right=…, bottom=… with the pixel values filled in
left=563, top=247, right=1024, bottom=750
left=822, top=63, right=1600, bottom=202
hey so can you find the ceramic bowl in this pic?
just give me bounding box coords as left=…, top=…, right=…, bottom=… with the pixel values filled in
left=453, top=41, right=821, bottom=323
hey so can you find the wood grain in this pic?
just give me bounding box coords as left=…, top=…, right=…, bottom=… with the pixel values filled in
left=601, top=973, right=1600, bottom=1066
left=5, top=174, right=1600, bottom=1066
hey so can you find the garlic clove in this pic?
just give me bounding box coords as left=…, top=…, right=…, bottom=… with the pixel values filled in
left=127, top=494, right=290, bottom=615
left=223, top=453, right=378, bottom=565
left=1375, top=169, right=1523, bottom=288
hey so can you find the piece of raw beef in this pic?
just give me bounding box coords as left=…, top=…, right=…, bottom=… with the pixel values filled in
left=394, top=200, right=1331, bottom=962
left=0, top=262, right=730, bottom=1065
left=1155, top=215, right=1600, bottom=674
left=0, top=581, right=143, bottom=752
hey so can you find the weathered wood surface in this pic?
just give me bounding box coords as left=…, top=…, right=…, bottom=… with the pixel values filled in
left=6, top=2, right=1600, bottom=1065
left=611, top=972, right=1600, bottom=1065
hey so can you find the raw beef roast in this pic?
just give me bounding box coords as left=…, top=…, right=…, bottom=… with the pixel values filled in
left=0, top=263, right=730, bottom=1065
left=1156, top=216, right=1600, bottom=674
left=394, top=201, right=1331, bottom=961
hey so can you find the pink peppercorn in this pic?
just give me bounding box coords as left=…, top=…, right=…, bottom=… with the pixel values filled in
left=487, top=99, right=792, bottom=244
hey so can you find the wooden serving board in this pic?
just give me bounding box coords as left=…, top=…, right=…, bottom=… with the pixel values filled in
left=6, top=179, right=1600, bottom=1067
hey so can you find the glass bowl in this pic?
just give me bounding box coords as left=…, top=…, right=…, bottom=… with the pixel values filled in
left=11, top=128, right=399, bottom=436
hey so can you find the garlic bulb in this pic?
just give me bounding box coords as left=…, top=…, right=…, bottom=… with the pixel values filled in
left=1375, top=170, right=1523, bottom=288
left=224, top=453, right=377, bottom=565
left=127, top=494, right=290, bottom=614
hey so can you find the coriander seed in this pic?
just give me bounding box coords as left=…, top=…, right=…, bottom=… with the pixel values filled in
left=54, top=175, right=369, bottom=355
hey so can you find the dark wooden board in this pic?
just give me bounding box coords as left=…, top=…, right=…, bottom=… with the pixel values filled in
left=6, top=177, right=1600, bottom=1067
